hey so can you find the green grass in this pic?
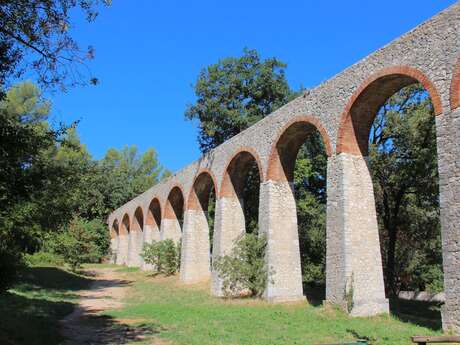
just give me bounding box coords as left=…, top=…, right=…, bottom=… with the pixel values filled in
left=0, top=266, right=91, bottom=345
left=106, top=270, right=442, bottom=345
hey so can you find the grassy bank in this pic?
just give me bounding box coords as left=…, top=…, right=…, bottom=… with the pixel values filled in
left=0, top=265, right=443, bottom=345
left=107, top=269, right=442, bottom=345
left=0, top=266, right=91, bottom=345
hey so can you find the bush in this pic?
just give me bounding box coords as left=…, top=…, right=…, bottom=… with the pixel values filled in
left=25, top=251, right=65, bottom=267
left=141, top=239, right=180, bottom=275
left=213, top=233, right=270, bottom=298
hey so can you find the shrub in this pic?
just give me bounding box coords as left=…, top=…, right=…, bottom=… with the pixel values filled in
left=53, top=216, right=101, bottom=271
left=213, top=233, right=270, bottom=298
left=141, top=239, right=180, bottom=275
left=25, top=251, right=65, bottom=267
left=83, top=219, right=111, bottom=262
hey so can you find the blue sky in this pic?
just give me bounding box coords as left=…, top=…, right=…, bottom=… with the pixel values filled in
left=47, top=0, right=455, bottom=172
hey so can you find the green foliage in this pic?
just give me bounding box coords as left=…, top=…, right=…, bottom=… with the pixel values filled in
left=0, top=0, right=111, bottom=89
left=185, top=48, right=295, bottom=152
left=51, top=217, right=105, bottom=271
left=97, top=145, right=169, bottom=215
left=0, top=81, right=168, bottom=286
left=141, top=240, right=180, bottom=276
left=25, top=251, right=65, bottom=267
left=294, top=133, right=328, bottom=286
left=213, top=233, right=269, bottom=297
left=0, top=241, right=24, bottom=293
left=369, top=84, right=442, bottom=295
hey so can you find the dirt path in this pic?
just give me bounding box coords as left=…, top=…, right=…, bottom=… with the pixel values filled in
left=60, top=268, right=154, bottom=345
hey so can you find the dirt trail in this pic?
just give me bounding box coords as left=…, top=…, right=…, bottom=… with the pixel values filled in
left=60, top=268, right=156, bottom=345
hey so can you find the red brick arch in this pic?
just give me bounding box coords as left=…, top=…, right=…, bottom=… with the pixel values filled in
left=131, top=206, right=144, bottom=232
left=450, top=56, right=460, bottom=111
left=337, top=66, right=443, bottom=156
left=120, top=213, right=130, bottom=235
left=110, top=219, right=119, bottom=239
left=163, top=184, right=186, bottom=220
left=219, top=147, right=264, bottom=198
left=266, top=115, right=333, bottom=182
left=187, top=169, right=218, bottom=211
left=146, top=197, right=162, bottom=228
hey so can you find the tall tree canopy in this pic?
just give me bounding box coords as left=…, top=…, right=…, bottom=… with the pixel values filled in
left=185, top=48, right=294, bottom=152
left=0, top=0, right=110, bottom=90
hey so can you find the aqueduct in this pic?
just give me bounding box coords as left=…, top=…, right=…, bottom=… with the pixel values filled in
left=108, top=2, right=460, bottom=332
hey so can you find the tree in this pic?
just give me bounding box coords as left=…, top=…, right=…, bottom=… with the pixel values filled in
left=0, top=81, right=64, bottom=289
left=369, top=84, right=441, bottom=295
left=0, top=0, right=111, bottom=91
left=185, top=48, right=294, bottom=152
left=53, top=216, right=103, bottom=271
left=98, top=145, right=171, bottom=211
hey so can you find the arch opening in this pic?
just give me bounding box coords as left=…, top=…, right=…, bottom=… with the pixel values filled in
left=121, top=214, right=130, bottom=235
left=110, top=219, right=119, bottom=264
left=163, top=186, right=185, bottom=243
left=337, top=69, right=442, bottom=156
left=339, top=73, right=442, bottom=319
left=266, top=118, right=329, bottom=304
left=180, top=171, right=217, bottom=283
left=189, top=172, right=217, bottom=255
left=133, top=207, right=144, bottom=232
left=127, top=207, right=145, bottom=267
left=111, top=219, right=119, bottom=239
left=115, top=214, right=130, bottom=265
left=221, top=150, right=262, bottom=234
left=147, top=198, right=162, bottom=230
left=166, top=187, right=184, bottom=227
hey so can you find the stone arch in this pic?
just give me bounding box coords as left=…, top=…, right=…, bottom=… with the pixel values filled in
left=110, top=219, right=119, bottom=264
left=181, top=170, right=218, bottom=283
left=337, top=66, right=443, bottom=156
left=121, top=213, right=130, bottom=235
left=211, top=148, right=263, bottom=296
left=450, top=56, right=460, bottom=111
left=127, top=206, right=144, bottom=267
left=116, top=214, right=130, bottom=265
left=261, top=116, right=332, bottom=302
left=110, top=219, right=119, bottom=239
left=132, top=207, right=144, bottom=232
left=332, top=66, right=444, bottom=316
left=220, top=147, right=264, bottom=199
left=162, top=185, right=185, bottom=242
left=266, top=115, right=333, bottom=182
left=187, top=170, right=218, bottom=212
left=146, top=197, right=162, bottom=230
left=142, top=198, right=162, bottom=270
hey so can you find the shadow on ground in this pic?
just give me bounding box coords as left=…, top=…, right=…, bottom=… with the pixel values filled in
left=301, top=283, right=442, bottom=331
left=0, top=266, right=159, bottom=345
left=303, top=283, right=325, bottom=307
left=389, top=297, right=443, bottom=331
